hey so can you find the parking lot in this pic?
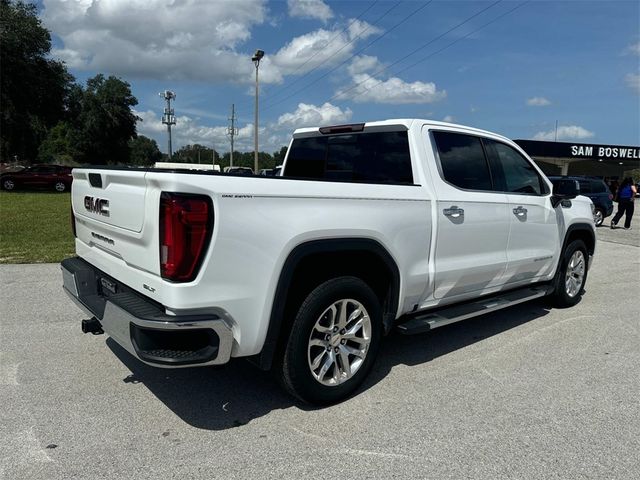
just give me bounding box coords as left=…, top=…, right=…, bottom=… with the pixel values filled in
left=1, top=224, right=639, bottom=480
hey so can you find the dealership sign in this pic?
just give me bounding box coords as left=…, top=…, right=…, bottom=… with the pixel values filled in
left=570, top=145, right=639, bottom=159
left=515, top=139, right=640, bottom=161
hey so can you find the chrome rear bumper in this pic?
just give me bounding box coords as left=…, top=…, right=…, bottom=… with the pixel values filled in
left=61, top=257, right=233, bottom=368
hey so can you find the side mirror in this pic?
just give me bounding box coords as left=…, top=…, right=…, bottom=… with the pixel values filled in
left=551, top=179, right=579, bottom=207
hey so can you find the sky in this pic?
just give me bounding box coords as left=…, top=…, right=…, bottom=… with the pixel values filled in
left=39, top=0, right=640, bottom=154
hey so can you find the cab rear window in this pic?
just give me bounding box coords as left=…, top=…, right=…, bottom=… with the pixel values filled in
left=284, top=131, right=413, bottom=184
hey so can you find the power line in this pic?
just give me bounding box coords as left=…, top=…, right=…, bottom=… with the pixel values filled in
left=236, top=1, right=397, bottom=119
left=331, top=0, right=502, bottom=103
left=261, top=1, right=380, bottom=104
left=257, top=0, right=432, bottom=115
left=339, top=1, right=529, bottom=104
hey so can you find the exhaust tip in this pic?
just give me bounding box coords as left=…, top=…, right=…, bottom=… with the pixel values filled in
left=81, top=318, right=104, bottom=335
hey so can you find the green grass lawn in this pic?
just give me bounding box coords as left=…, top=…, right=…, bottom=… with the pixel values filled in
left=0, top=191, right=75, bottom=263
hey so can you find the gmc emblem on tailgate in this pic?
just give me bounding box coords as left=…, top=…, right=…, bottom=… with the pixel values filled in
left=84, top=196, right=110, bottom=217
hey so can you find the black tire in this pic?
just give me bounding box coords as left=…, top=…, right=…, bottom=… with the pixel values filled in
left=594, top=208, right=604, bottom=227
left=550, top=239, right=588, bottom=308
left=2, top=178, right=15, bottom=191
left=279, top=276, right=383, bottom=405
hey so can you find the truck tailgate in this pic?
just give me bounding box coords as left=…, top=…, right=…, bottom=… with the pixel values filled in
left=71, top=168, right=158, bottom=277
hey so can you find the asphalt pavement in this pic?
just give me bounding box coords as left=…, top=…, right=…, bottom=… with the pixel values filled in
left=1, top=225, right=639, bottom=480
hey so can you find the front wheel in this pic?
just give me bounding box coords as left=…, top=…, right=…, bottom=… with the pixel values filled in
left=54, top=181, right=67, bottom=192
left=593, top=208, right=604, bottom=227
left=279, top=276, right=382, bottom=405
left=2, top=178, right=15, bottom=191
left=550, top=239, right=588, bottom=307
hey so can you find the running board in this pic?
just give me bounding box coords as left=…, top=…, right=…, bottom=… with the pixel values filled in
left=396, top=286, right=550, bottom=335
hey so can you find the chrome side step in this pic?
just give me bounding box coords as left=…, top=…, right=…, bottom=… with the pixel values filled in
left=396, top=286, right=550, bottom=335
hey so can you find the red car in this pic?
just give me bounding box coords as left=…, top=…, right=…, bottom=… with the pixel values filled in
left=0, top=164, right=73, bottom=192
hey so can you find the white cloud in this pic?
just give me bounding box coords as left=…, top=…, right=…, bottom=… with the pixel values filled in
left=271, top=22, right=381, bottom=75
left=625, top=73, right=640, bottom=93
left=335, top=73, right=446, bottom=104
left=42, top=0, right=276, bottom=84
left=136, top=101, right=352, bottom=153
left=347, top=55, right=382, bottom=76
left=625, top=42, right=640, bottom=56
left=526, top=96, right=551, bottom=107
left=287, top=0, right=333, bottom=22
left=533, top=125, right=595, bottom=141
left=277, top=102, right=353, bottom=129
left=135, top=109, right=255, bottom=152
left=442, top=115, right=455, bottom=123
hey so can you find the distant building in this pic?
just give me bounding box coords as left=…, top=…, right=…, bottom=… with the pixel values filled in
left=515, top=139, right=639, bottom=179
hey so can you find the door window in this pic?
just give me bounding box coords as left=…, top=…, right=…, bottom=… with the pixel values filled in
left=484, top=140, right=548, bottom=195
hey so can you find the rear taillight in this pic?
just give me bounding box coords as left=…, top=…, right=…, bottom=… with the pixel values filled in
left=160, top=192, right=213, bottom=282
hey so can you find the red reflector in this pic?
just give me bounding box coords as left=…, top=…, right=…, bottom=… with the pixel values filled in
left=160, top=193, right=213, bottom=282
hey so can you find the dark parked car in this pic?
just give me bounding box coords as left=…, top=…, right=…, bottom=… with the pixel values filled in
left=0, top=164, right=73, bottom=192
left=549, top=175, right=613, bottom=226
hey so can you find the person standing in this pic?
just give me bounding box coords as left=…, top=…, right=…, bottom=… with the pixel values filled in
left=610, top=177, right=637, bottom=229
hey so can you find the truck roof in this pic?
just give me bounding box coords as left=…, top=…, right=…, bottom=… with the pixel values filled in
left=292, top=118, right=512, bottom=144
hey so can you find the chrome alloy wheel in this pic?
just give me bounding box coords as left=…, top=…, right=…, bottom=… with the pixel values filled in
left=3, top=179, right=15, bottom=190
left=593, top=209, right=604, bottom=226
left=565, top=250, right=585, bottom=298
left=307, top=299, right=372, bottom=386
left=55, top=181, right=66, bottom=192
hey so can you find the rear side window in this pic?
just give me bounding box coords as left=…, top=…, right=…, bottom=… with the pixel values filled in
left=432, top=131, right=492, bottom=191
left=284, top=131, right=413, bottom=184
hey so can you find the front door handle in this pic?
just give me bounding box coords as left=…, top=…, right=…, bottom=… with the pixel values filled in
left=443, top=206, right=464, bottom=218
left=513, top=206, right=528, bottom=216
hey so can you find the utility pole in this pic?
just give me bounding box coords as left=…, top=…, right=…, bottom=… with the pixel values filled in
left=252, top=49, right=264, bottom=174
left=160, top=90, right=176, bottom=160
left=226, top=104, right=238, bottom=167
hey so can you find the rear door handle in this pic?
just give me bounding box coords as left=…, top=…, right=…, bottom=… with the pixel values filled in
left=443, top=206, right=464, bottom=218
left=513, top=206, right=528, bottom=216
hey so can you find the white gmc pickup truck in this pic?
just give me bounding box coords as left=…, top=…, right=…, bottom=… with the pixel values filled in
left=61, top=119, right=596, bottom=404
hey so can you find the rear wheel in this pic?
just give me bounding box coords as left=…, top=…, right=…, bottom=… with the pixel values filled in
left=593, top=208, right=604, bottom=227
left=551, top=239, right=588, bottom=307
left=2, top=178, right=15, bottom=191
left=54, top=181, right=67, bottom=192
left=279, top=276, right=382, bottom=405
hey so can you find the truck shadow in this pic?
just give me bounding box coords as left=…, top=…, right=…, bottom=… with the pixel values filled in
left=108, top=298, right=552, bottom=431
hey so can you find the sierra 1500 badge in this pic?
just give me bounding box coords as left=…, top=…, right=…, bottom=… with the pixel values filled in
left=84, top=196, right=110, bottom=216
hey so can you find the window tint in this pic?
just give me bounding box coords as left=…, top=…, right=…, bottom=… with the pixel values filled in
left=485, top=140, right=547, bottom=195
left=284, top=131, right=413, bottom=184
left=284, top=136, right=327, bottom=179
left=578, top=180, right=592, bottom=194
left=590, top=180, right=607, bottom=193
left=31, top=166, right=56, bottom=173
left=432, top=131, right=492, bottom=191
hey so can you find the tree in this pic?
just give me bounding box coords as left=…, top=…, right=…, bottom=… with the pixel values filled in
left=75, top=74, right=139, bottom=164
left=174, top=144, right=220, bottom=164
left=273, top=146, right=288, bottom=166
left=0, top=0, right=74, bottom=162
left=37, top=121, right=81, bottom=165
left=129, top=135, right=162, bottom=166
